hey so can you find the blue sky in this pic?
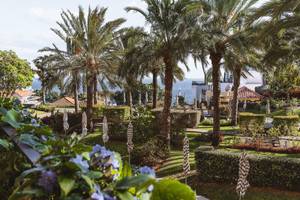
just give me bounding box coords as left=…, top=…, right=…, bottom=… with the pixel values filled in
left=0, top=0, right=266, bottom=79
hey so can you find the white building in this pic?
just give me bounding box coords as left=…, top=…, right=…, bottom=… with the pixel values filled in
left=192, top=70, right=263, bottom=103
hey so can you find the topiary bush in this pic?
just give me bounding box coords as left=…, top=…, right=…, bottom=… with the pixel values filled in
left=239, top=112, right=265, bottom=135
left=273, top=115, right=299, bottom=136
left=103, top=106, right=130, bottom=122
left=195, top=147, right=300, bottom=191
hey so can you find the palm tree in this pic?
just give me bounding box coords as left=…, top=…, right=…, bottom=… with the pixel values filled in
left=195, top=0, right=258, bottom=146
left=126, top=0, right=197, bottom=147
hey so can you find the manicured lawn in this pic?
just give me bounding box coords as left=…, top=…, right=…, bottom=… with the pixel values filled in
left=198, top=125, right=240, bottom=132
left=190, top=181, right=300, bottom=200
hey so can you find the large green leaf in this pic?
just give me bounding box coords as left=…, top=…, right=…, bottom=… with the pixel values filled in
left=1, top=109, right=21, bottom=128
left=0, top=138, right=12, bottom=150
left=58, top=175, right=75, bottom=196
left=81, top=175, right=95, bottom=192
left=116, top=175, right=154, bottom=191
left=117, top=191, right=135, bottom=200
left=120, top=161, right=132, bottom=179
left=150, top=179, right=196, bottom=200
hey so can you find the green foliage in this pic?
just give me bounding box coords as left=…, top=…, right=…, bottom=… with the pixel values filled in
left=195, top=147, right=300, bottom=190
left=239, top=112, right=265, bottom=135
left=0, top=50, right=33, bottom=96
left=273, top=115, right=299, bottom=136
left=268, top=64, right=300, bottom=97
left=201, top=118, right=232, bottom=126
left=35, top=104, right=55, bottom=112
left=151, top=179, right=196, bottom=200
left=103, top=106, right=130, bottom=122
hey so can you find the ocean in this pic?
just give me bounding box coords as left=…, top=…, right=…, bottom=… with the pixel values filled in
left=31, top=78, right=199, bottom=104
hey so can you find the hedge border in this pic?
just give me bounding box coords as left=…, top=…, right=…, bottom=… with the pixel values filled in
left=195, top=146, right=300, bottom=191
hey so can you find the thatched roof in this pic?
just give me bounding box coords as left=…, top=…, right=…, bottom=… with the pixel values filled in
left=238, top=86, right=264, bottom=101
left=51, top=97, right=75, bottom=107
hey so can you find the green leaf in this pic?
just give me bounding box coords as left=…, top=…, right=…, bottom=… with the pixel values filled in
left=150, top=179, right=196, bottom=200
left=120, top=161, right=132, bottom=179
left=0, top=138, right=12, bottom=150
left=117, top=191, right=135, bottom=200
left=58, top=175, right=75, bottom=196
left=116, top=175, right=154, bottom=191
left=81, top=175, right=95, bottom=192
left=86, top=171, right=103, bottom=179
left=8, top=187, right=44, bottom=200
left=1, top=109, right=21, bottom=128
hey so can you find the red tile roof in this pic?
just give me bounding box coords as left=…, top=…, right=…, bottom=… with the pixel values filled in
left=238, top=86, right=264, bottom=101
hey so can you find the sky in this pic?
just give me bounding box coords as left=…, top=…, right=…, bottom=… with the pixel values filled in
left=0, top=0, right=267, bottom=79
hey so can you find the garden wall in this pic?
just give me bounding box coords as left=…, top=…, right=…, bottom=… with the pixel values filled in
left=195, top=146, right=300, bottom=191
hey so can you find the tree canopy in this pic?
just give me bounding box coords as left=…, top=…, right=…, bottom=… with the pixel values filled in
left=0, top=50, right=33, bottom=97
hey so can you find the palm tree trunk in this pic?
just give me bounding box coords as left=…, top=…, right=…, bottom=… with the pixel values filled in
left=210, top=51, right=222, bottom=147
left=73, top=72, right=79, bottom=113
left=93, top=74, right=97, bottom=105
left=231, top=66, right=241, bottom=126
left=86, top=73, right=94, bottom=128
left=42, top=84, right=46, bottom=104
left=152, top=70, right=158, bottom=109
left=161, top=55, right=174, bottom=148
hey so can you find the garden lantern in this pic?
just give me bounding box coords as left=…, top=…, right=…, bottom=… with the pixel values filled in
left=183, top=134, right=190, bottom=184
left=127, top=121, right=134, bottom=163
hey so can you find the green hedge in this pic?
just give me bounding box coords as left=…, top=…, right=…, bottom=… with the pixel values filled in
left=195, top=147, right=300, bottom=190
left=273, top=115, right=299, bottom=136
left=103, top=106, right=130, bottom=122
left=239, top=112, right=265, bottom=131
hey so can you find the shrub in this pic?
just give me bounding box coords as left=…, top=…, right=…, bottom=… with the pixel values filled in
left=131, top=137, right=168, bottom=166
left=200, top=118, right=232, bottom=126
left=35, top=104, right=55, bottom=112
left=273, top=115, right=299, bottom=136
left=195, top=147, right=300, bottom=190
left=81, top=104, right=105, bottom=118
left=42, top=112, right=82, bottom=134
left=239, top=112, right=265, bottom=134
left=103, top=106, right=130, bottom=122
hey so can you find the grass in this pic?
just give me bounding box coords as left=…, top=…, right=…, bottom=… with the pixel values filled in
left=197, top=125, right=240, bottom=132
left=29, top=109, right=48, bottom=117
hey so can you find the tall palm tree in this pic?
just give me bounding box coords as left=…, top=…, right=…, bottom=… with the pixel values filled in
left=196, top=0, right=258, bottom=146
left=126, top=0, right=198, bottom=147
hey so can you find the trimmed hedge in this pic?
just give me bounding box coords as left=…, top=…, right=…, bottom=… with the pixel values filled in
left=195, top=147, right=300, bottom=190
left=239, top=112, right=265, bottom=131
left=103, top=106, right=130, bottom=122
left=273, top=115, right=299, bottom=136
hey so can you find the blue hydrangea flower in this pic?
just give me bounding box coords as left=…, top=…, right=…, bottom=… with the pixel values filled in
left=38, top=170, right=57, bottom=193
left=139, top=166, right=156, bottom=177
left=70, top=155, right=89, bottom=172
left=90, top=144, right=113, bottom=158
left=31, top=118, right=40, bottom=127
left=91, top=192, right=104, bottom=200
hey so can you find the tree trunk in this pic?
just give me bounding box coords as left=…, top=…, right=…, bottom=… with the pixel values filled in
left=152, top=70, right=158, bottom=108
left=73, top=72, right=79, bottom=113
left=93, top=74, right=97, bottom=105
left=42, top=85, right=46, bottom=104
left=161, top=55, right=174, bottom=149
left=210, top=51, right=222, bottom=147
left=231, top=66, right=241, bottom=126
left=86, top=73, right=94, bottom=128
left=127, top=90, right=133, bottom=115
